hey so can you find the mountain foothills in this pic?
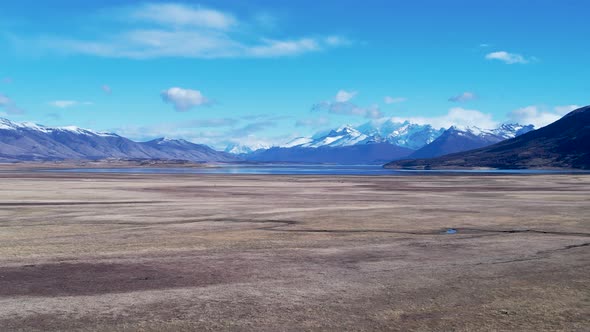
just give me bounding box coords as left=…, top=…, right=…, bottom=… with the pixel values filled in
left=0, top=118, right=237, bottom=162
left=385, top=106, right=590, bottom=170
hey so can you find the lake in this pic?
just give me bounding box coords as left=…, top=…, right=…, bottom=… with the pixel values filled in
left=39, top=164, right=590, bottom=176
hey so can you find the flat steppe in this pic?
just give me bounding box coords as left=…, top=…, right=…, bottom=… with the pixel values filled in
left=0, top=170, right=588, bottom=331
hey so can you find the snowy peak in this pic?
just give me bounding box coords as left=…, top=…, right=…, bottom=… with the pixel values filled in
left=291, top=124, right=369, bottom=148
left=493, top=123, right=535, bottom=139
left=408, top=123, right=536, bottom=159
left=282, top=137, right=313, bottom=148
left=448, top=123, right=535, bottom=140
left=224, top=143, right=270, bottom=154
left=0, top=117, right=117, bottom=137
left=447, top=125, right=489, bottom=137
left=277, top=120, right=446, bottom=150
left=269, top=120, right=535, bottom=156
left=0, top=118, right=17, bottom=130
left=150, top=137, right=194, bottom=146
left=356, top=120, right=445, bottom=150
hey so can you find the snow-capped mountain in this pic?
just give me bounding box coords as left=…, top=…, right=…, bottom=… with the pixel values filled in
left=356, top=120, right=445, bottom=150
left=284, top=125, right=370, bottom=148
left=408, top=123, right=535, bottom=159
left=242, top=121, right=443, bottom=164
left=387, top=106, right=590, bottom=169
left=281, top=121, right=445, bottom=150
left=241, top=119, right=535, bottom=164
left=0, top=118, right=116, bottom=137
left=491, top=123, right=535, bottom=139
left=0, top=117, right=238, bottom=162
left=224, top=142, right=270, bottom=154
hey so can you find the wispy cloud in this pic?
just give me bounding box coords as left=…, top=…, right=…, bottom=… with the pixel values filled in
left=295, top=117, right=330, bottom=128
left=29, top=3, right=350, bottom=59
left=101, top=85, right=112, bottom=94
left=232, top=120, right=276, bottom=137
left=335, top=90, right=357, bottom=102
left=485, top=51, right=533, bottom=64
left=114, top=116, right=278, bottom=149
left=161, top=87, right=211, bottom=111
left=48, top=100, right=93, bottom=108
left=384, top=96, right=406, bottom=104
left=507, top=105, right=579, bottom=128
left=553, top=104, right=580, bottom=115
left=131, top=3, right=237, bottom=30
left=1, top=77, right=12, bottom=84
left=0, top=94, right=25, bottom=114
left=313, top=90, right=383, bottom=119
left=391, top=107, right=498, bottom=129
left=448, top=92, right=477, bottom=102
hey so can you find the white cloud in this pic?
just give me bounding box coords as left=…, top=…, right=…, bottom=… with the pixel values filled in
left=102, top=85, right=112, bottom=94
left=448, top=92, right=477, bottom=102
left=247, top=38, right=320, bottom=57
left=507, top=105, right=567, bottom=128
left=132, top=3, right=237, bottom=30
left=335, top=90, right=357, bottom=103
left=48, top=100, right=93, bottom=108
left=31, top=3, right=350, bottom=59
left=485, top=51, right=531, bottom=64
left=553, top=104, right=580, bottom=115
left=161, top=87, right=210, bottom=111
left=312, top=91, right=382, bottom=119
left=313, top=102, right=382, bottom=119
left=324, top=36, right=352, bottom=47
left=384, top=96, right=407, bottom=104
left=391, top=107, right=498, bottom=129
left=114, top=117, right=287, bottom=150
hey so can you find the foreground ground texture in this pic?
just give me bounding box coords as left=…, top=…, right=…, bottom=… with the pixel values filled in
left=0, top=171, right=588, bottom=331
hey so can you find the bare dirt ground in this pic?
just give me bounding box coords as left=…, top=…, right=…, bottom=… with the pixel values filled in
left=0, top=171, right=588, bottom=331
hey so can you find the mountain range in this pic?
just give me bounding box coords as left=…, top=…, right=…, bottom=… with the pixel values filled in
left=0, top=116, right=538, bottom=164
left=385, top=106, right=590, bottom=169
left=0, top=118, right=237, bottom=162
left=245, top=143, right=413, bottom=164
left=238, top=121, right=534, bottom=164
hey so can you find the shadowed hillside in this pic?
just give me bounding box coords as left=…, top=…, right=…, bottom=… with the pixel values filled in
left=385, top=105, right=590, bottom=170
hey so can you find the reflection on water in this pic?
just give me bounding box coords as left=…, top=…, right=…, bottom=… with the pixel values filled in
left=41, top=165, right=589, bottom=176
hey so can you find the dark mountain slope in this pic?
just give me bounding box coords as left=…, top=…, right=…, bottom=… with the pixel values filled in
left=409, top=124, right=534, bottom=159
left=385, top=106, right=590, bottom=169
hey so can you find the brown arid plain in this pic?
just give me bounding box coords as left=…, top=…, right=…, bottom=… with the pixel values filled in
left=0, top=168, right=589, bottom=331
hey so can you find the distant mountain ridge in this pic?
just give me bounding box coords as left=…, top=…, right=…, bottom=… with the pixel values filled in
left=408, top=124, right=534, bottom=159
left=245, top=143, right=414, bottom=165
left=283, top=121, right=445, bottom=150
left=385, top=105, right=590, bottom=169
left=239, top=120, right=534, bottom=164
left=0, top=118, right=238, bottom=162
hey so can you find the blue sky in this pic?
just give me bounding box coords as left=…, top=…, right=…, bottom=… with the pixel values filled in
left=1, top=0, right=588, bottom=149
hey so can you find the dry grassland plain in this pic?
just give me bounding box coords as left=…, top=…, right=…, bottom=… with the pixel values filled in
left=0, top=170, right=588, bottom=331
